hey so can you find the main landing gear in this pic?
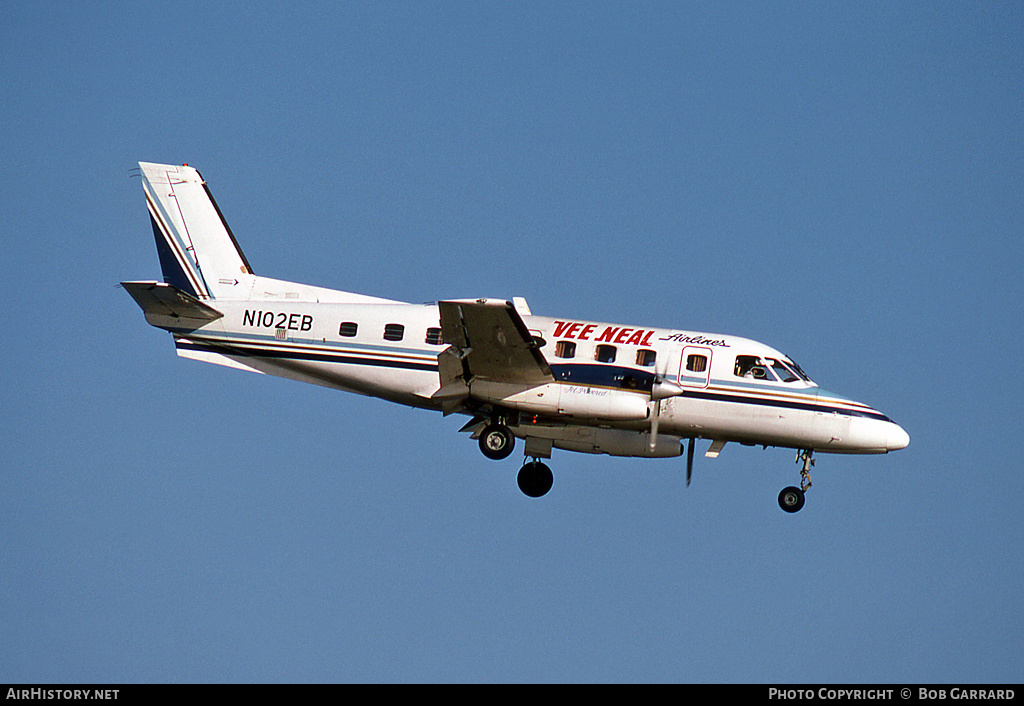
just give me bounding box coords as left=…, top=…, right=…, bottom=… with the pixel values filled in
left=477, top=421, right=554, bottom=497
left=778, top=449, right=814, bottom=513
left=478, top=423, right=515, bottom=460
left=517, top=460, right=553, bottom=498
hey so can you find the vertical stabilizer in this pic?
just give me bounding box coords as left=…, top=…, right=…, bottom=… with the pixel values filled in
left=139, top=162, right=254, bottom=300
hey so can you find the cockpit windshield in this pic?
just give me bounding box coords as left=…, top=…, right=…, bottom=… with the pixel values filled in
left=768, top=358, right=799, bottom=382
left=734, top=355, right=812, bottom=384
left=782, top=356, right=812, bottom=382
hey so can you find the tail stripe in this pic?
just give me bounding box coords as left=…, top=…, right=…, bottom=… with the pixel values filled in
left=144, top=186, right=210, bottom=298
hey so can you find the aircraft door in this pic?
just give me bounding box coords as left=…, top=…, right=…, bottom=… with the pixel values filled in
left=678, top=346, right=713, bottom=388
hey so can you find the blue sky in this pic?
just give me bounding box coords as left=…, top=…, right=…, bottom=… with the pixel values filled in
left=1, top=1, right=1021, bottom=683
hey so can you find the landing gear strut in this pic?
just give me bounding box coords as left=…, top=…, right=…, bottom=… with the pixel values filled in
left=778, top=449, right=814, bottom=513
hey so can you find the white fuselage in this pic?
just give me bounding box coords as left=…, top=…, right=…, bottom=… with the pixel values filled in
left=162, top=292, right=909, bottom=458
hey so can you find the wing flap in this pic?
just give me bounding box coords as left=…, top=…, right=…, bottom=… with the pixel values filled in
left=438, top=299, right=552, bottom=384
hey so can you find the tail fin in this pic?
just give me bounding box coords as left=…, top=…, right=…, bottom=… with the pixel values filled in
left=139, top=162, right=254, bottom=300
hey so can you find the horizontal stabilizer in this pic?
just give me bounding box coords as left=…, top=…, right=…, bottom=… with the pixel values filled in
left=121, top=281, right=223, bottom=326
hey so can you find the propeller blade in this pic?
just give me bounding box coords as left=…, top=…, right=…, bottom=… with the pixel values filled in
left=649, top=399, right=661, bottom=452
left=686, top=437, right=695, bottom=486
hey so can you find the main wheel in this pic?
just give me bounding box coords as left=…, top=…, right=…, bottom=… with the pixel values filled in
left=778, top=486, right=805, bottom=513
left=479, top=424, right=515, bottom=460
left=517, top=462, right=553, bottom=498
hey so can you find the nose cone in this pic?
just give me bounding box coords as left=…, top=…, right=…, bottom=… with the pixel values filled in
left=886, top=422, right=910, bottom=451
left=831, top=393, right=910, bottom=452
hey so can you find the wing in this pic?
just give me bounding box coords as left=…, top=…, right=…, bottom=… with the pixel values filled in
left=438, top=299, right=553, bottom=384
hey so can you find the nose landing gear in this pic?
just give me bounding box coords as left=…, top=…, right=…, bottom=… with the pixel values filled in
left=778, top=485, right=805, bottom=513
left=779, top=449, right=814, bottom=513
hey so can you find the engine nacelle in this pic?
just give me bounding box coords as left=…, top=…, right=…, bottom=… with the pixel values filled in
left=470, top=380, right=650, bottom=421
left=510, top=423, right=683, bottom=458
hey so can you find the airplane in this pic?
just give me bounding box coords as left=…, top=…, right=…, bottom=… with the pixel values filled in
left=122, top=162, right=909, bottom=512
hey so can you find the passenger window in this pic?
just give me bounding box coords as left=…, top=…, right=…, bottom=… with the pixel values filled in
left=596, top=345, right=616, bottom=363
left=555, top=341, right=576, bottom=359
left=636, top=349, right=657, bottom=367
left=425, top=327, right=444, bottom=345
left=383, top=324, right=405, bottom=342
left=686, top=354, right=708, bottom=373
left=339, top=322, right=358, bottom=337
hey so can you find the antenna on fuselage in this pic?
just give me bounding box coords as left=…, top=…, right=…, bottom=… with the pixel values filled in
left=686, top=438, right=695, bottom=486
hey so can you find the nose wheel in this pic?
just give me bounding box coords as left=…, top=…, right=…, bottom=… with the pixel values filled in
left=778, top=486, right=805, bottom=513
left=779, top=449, right=814, bottom=513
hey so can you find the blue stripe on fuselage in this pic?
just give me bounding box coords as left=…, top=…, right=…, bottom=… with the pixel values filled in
left=679, top=387, right=892, bottom=422
left=550, top=363, right=656, bottom=392
left=175, top=339, right=439, bottom=372
left=175, top=338, right=889, bottom=422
